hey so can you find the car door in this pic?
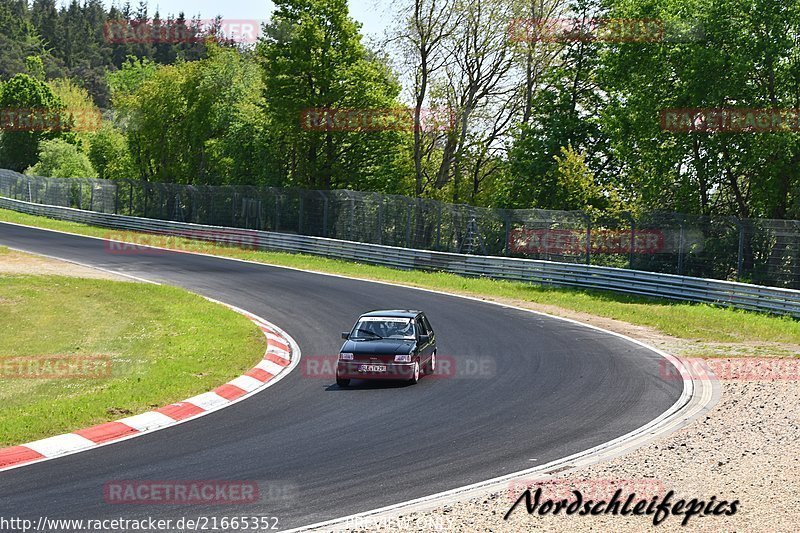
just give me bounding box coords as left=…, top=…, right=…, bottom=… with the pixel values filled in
left=416, top=313, right=434, bottom=364
left=422, top=313, right=435, bottom=353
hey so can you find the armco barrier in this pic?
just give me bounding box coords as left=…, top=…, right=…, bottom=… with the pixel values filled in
left=1, top=195, right=798, bottom=317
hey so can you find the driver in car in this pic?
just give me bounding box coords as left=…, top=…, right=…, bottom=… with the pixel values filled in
left=397, top=320, right=414, bottom=338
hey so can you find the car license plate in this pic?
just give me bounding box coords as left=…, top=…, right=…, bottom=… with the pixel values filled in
left=359, top=365, right=387, bottom=373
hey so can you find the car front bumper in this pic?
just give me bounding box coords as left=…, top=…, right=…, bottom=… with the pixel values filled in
left=336, top=361, right=416, bottom=380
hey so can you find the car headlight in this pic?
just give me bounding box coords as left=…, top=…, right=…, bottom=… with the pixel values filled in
left=340, top=353, right=354, bottom=361
left=394, top=354, right=412, bottom=363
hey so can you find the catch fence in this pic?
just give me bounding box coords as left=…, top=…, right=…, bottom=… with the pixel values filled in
left=1, top=169, right=798, bottom=289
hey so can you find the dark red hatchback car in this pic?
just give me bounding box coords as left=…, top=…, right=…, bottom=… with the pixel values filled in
left=336, top=310, right=437, bottom=387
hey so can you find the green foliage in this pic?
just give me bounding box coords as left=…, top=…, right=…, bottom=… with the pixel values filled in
left=551, top=146, right=618, bottom=212
left=0, top=1, right=51, bottom=80
left=257, top=0, right=407, bottom=191
left=506, top=0, right=612, bottom=210
left=109, top=47, right=266, bottom=184
left=107, top=56, right=158, bottom=106
left=26, top=138, right=97, bottom=178
left=0, top=0, right=799, bottom=223
left=47, top=77, right=101, bottom=150
left=25, top=55, right=45, bottom=80
left=601, top=0, right=800, bottom=219
left=88, top=125, right=136, bottom=180
left=15, top=1, right=224, bottom=106
left=0, top=73, right=64, bottom=172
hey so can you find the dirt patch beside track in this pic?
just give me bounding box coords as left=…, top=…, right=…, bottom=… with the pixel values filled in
left=0, top=247, right=131, bottom=281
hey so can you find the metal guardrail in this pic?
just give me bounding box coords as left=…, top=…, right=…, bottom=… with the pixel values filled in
left=1, top=195, right=798, bottom=317
left=5, top=168, right=800, bottom=289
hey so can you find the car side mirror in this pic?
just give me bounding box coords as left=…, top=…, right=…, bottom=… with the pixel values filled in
left=342, top=332, right=350, bottom=340
left=419, top=334, right=430, bottom=343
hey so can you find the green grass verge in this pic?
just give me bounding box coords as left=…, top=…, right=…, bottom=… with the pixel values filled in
left=0, top=274, right=266, bottom=446
left=1, top=208, right=798, bottom=347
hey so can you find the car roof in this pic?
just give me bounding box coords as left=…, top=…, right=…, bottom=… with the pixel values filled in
left=360, top=310, right=421, bottom=319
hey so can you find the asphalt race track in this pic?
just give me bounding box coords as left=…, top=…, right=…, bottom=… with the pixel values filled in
left=0, top=222, right=683, bottom=530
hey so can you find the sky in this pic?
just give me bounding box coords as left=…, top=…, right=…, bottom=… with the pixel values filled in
left=98, top=0, right=394, bottom=40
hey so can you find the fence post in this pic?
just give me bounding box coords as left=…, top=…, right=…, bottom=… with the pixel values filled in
left=731, top=217, right=744, bottom=281
left=173, top=193, right=183, bottom=222
left=317, top=191, right=328, bottom=237
left=678, top=221, right=686, bottom=275
left=207, top=188, right=213, bottom=225
left=347, top=192, right=356, bottom=241
left=298, top=195, right=304, bottom=235
left=436, top=203, right=442, bottom=250
left=406, top=201, right=413, bottom=247
left=503, top=211, right=511, bottom=256
left=274, top=193, right=280, bottom=231
left=580, top=211, right=591, bottom=265
left=375, top=193, right=383, bottom=245
left=624, top=212, right=635, bottom=269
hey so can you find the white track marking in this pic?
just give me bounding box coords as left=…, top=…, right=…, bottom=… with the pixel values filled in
left=228, top=375, right=265, bottom=392
left=256, top=359, right=287, bottom=375
left=118, top=412, right=176, bottom=433
left=184, top=392, right=230, bottom=411
left=25, top=434, right=96, bottom=457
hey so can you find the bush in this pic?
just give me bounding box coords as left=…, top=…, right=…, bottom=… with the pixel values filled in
left=25, top=138, right=97, bottom=178
left=88, top=125, right=137, bottom=180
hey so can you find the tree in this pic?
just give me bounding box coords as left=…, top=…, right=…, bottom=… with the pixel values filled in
left=437, top=0, right=517, bottom=204
left=108, top=46, right=267, bottom=184
left=25, top=138, right=97, bottom=178
left=26, top=55, right=45, bottom=80
left=0, top=73, right=65, bottom=172
left=601, top=0, right=800, bottom=219
left=507, top=0, right=613, bottom=209
left=395, top=0, right=459, bottom=197
left=88, top=124, right=136, bottom=180
left=0, top=1, right=53, bottom=79
left=257, top=0, right=406, bottom=191
left=48, top=77, right=101, bottom=150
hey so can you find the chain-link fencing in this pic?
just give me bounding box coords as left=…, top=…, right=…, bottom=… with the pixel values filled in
left=1, top=168, right=798, bottom=289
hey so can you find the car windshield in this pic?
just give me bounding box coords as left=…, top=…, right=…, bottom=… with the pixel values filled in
left=351, top=317, right=416, bottom=340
